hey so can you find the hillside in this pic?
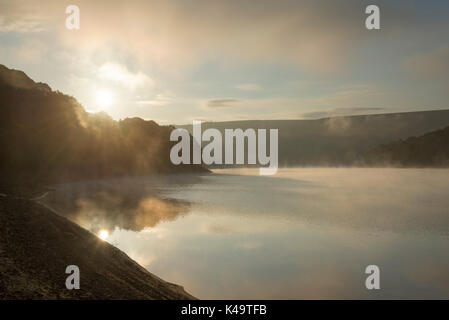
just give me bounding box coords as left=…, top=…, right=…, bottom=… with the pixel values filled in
left=0, top=195, right=195, bottom=299
left=178, top=111, right=449, bottom=166
left=363, top=125, right=449, bottom=167
left=0, top=64, right=207, bottom=185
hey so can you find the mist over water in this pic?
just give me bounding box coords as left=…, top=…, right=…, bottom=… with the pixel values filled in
left=42, top=168, right=449, bottom=299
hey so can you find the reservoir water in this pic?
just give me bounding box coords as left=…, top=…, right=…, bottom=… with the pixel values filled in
left=42, top=168, right=449, bottom=299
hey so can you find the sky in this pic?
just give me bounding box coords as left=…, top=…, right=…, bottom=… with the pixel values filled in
left=0, top=0, right=448, bottom=125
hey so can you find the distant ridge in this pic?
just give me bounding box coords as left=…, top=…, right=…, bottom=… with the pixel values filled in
left=178, top=109, right=449, bottom=166
left=364, top=125, right=449, bottom=167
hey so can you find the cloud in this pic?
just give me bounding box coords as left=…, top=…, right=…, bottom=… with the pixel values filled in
left=294, top=84, right=390, bottom=116
left=98, top=62, right=153, bottom=90
left=1, top=0, right=416, bottom=73
left=136, top=94, right=174, bottom=107
left=207, top=99, right=240, bottom=108
left=237, top=241, right=263, bottom=250
left=2, top=0, right=447, bottom=124
left=206, top=84, right=387, bottom=117
left=236, top=83, right=261, bottom=91
left=302, top=107, right=385, bottom=119
left=0, top=1, right=50, bottom=33
left=201, top=224, right=234, bottom=234
left=205, top=97, right=299, bottom=110
left=403, top=46, right=449, bottom=79
left=0, top=38, right=49, bottom=64
left=0, top=16, right=45, bottom=32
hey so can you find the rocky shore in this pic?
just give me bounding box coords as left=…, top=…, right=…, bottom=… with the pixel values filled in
left=0, top=193, right=195, bottom=299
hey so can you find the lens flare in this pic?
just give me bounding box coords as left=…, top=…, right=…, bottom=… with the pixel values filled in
left=98, top=229, right=109, bottom=241
left=96, top=89, right=113, bottom=109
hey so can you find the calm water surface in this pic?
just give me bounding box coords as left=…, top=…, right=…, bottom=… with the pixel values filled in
left=42, top=168, right=449, bottom=299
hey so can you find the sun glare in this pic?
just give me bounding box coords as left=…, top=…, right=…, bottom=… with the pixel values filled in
left=98, top=229, right=109, bottom=241
left=96, top=89, right=113, bottom=109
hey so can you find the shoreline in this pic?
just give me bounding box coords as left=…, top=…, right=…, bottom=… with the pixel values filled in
left=0, top=193, right=196, bottom=299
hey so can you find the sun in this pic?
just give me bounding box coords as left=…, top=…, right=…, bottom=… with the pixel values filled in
left=96, top=89, right=113, bottom=109
left=98, top=229, right=109, bottom=241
